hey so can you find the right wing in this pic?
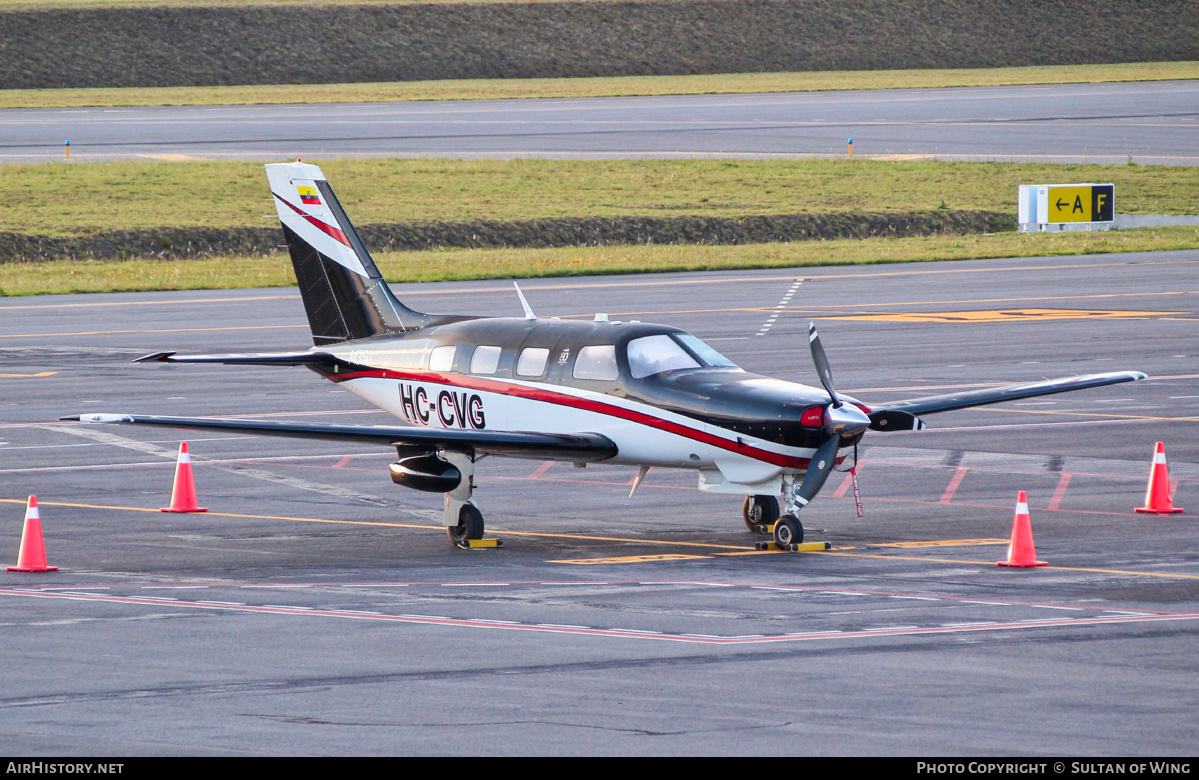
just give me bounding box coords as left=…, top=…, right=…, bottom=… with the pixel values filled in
left=867, top=370, right=1147, bottom=431
left=61, top=413, right=617, bottom=463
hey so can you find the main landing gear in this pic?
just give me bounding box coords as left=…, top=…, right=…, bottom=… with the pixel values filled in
left=439, top=451, right=500, bottom=548
left=742, top=494, right=779, bottom=532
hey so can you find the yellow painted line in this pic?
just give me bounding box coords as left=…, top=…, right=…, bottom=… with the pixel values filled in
left=874, top=538, right=1009, bottom=548
left=0, top=371, right=57, bottom=378
left=7, top=498, right=1196, bottom=580
left=0, top=325, right=306, bottom=339
left=797, top=289, right=1199, bottom=310
left=549, top=553, right=712, bottom=564
left=0, top=295, right=298, bottom=312
left=0, top=498, right=750, bottom=551
left=822, top=308, right=1182, bottom=323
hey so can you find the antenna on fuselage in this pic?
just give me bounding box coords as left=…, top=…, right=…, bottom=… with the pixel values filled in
left=513, top=282, right=537, bottom=320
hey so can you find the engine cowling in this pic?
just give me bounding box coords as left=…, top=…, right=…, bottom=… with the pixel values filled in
left=388, top=454, right=461, bottom=493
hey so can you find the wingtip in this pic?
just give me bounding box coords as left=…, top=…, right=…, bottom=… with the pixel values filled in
left=133, top=351, right=176, bottom=364
left=64, top=413, right=133, bottom=423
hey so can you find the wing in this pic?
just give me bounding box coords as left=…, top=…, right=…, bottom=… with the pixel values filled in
left=61, top=413, right=617, bottom=462
left=871, top=370, right=1147, bottom=419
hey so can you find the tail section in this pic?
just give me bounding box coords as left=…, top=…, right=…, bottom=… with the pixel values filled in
left=267, top=161, right=444, bottom=345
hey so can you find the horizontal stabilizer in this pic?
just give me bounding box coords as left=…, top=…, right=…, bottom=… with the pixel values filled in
left=875, top=371, right=1148, bottom=417
left=134, top=351, right=340, bottom=367
left=61, top=413, right=618, bottom=462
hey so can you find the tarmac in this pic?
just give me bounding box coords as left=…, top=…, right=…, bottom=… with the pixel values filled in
left=1, top=250, right=1197, bottom=755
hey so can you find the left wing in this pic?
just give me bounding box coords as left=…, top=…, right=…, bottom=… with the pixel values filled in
left=61, top=414, right=617, bottom=462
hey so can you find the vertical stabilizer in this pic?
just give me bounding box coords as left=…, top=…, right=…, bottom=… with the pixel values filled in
left=266, top=161, right=436, bottom=345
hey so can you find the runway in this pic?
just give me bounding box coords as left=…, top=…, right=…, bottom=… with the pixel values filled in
left=3, top=81, right=1198, bottom=164
left=1, top=250, right=1198, bottom=754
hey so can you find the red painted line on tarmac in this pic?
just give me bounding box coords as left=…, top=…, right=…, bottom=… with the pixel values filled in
left=1, top=588, right=1195, bottom=645
left=331, top=456, right=355, bottom=470
left=1047, top=472, right=1073, bottom=511
left=833, top=472, right=853, bottom=499
left=528, top=461, right=554, bottom=480
left=939, top=467, right=969, bottom=504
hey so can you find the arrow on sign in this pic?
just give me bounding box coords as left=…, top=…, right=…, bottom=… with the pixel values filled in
left=1056, top=199, right=1069, bottom=210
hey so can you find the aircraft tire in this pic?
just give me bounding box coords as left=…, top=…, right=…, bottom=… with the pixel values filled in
left=773, top=514, right=804, bottom=547
left=742, top=495, right=780, bottom=532
left=448, top=504, right=485, bottom=543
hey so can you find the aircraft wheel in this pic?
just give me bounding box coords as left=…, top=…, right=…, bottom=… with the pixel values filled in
left=773, top=514, right=804, bottom=547
left=742, top=495, right=779, bottom=532
left=447, top=504, right=485, bottom=543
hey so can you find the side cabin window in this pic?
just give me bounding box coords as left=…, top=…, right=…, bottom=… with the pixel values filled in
left=469, top=345, right=502, bottom=375
left=573, top=345, right=618, bottom=381
left=627, top=334, right=700, bottom=379
left=516, top=347, right=549, bottom=377
left=428, top=345, right=456, bottom=373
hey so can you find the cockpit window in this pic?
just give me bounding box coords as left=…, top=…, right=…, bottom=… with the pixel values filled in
left=675, top=334, right=740, bottom=369
left=627, top=334, right=701, bottom=379
left=573, top=345, right=619, bottom=381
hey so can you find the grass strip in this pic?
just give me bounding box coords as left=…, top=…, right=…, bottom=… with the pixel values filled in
left=3, top=62, right=1196, bottom=109
left=3, top=227, right=1195, bottom=297
left=9, top=159, right=1199, bottom=237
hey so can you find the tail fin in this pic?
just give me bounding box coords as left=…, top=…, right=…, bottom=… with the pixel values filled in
left=266, top=161, right=438, bottom=345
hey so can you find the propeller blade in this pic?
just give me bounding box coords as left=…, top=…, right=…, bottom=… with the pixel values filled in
left=807, top=321, right=841, bottom=408
left=868, top=409, right=927, bottom=432
left=796, top=435, right=842, bottom=507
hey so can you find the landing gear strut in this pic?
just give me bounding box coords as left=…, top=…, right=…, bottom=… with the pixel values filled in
left=440, top=450, right=484, bottom=545
left=742, top=494, right=779, bottom=532
left=773, top=473, right=806, bottom=546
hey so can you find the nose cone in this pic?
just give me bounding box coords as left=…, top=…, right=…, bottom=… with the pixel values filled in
left=824, top=403, right=871, bottom=437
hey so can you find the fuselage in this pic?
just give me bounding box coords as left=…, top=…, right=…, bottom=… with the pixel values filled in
left=310, top=316, right=863, bottom=490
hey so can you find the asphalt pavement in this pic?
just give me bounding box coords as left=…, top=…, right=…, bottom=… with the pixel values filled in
left=3, top=81, right=1197, bottom=164
left=1, top=251, right=1197, bottom=755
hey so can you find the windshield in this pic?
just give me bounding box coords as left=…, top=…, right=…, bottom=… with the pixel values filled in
left=627, top=334, right=700, bottom=378
left=675, top=334, right=740, bottom=369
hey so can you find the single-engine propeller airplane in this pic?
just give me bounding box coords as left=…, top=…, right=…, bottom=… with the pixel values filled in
left=66, top=161, right=1147, bottom=549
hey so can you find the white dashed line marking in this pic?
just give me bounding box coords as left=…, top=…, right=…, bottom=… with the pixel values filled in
left=757, top=278, right=803, bottom=336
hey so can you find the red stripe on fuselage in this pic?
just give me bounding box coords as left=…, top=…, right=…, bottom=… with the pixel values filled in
left=330, top=368, right=811, bottom=469
left=273, top=192, right=351, bottom=247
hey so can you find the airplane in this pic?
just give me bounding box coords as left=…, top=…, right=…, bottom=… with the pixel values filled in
left=66, top=160, right=1148, bottom=549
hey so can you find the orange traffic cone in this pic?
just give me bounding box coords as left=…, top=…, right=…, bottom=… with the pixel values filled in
left=1135, top=442, right=1183, bottom=514
left=161, top=442, right=207, bottom=513
left=7, top=495, right=58, bottom=572
left=997, top=491, right=1046, bottom=568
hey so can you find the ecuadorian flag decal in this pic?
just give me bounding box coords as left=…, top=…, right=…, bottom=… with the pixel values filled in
left=297, top=185, right=321, bottom=206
